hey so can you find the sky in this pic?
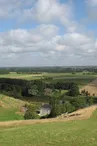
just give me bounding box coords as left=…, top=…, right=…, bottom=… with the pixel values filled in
left=0, top=0, right=97, bottom=67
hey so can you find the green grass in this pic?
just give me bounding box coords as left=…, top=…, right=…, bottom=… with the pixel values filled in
left=0, top=72, right=97, bottom=81
left=0, top=94, right=25, bottom=121
left=0, top=108, right=24, bottom=121
left=0, top=109, right=97, bottom=146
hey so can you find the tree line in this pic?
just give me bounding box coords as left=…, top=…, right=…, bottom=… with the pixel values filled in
left=0, top=78, right=80, bottom=99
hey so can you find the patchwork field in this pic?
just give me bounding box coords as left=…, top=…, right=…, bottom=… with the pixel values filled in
left=0, top=72, right=97, bottom=80
left=0, top=72, right=97, bottom=89
left=0, top=106, right=97, bottom=146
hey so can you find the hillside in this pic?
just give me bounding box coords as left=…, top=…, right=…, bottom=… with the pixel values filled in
left=0, top=94, right=25, bottom=121
left=80, top=78, right=97, bottom=96
left=0, top=106, right=97, bottom=146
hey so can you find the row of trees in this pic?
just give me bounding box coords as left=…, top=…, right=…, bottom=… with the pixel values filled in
left=0, top=78, right=80, bottom=99
left=1, top=66, right=97, bottom=73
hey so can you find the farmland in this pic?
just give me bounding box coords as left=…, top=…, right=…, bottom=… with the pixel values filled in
left=0, top=72, right=97, bottom=88
left=0, top=70, right=97, bottom=146
left=80, top=79, right=97, bottom=96
left=0, top=106, right=97, bottom=146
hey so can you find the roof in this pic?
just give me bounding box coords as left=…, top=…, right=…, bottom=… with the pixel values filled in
left=41, top=104, right=51, bottom=109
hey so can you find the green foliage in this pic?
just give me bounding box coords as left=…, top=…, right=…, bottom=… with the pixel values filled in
left=49, top=91, right=61, bottom=117
left=28, top=85, right=39, bottom=96
left=1, top=109, right=97, bottom=146
left=86, top=96, right=93, bottom=106
left=68, top=83, right=79, bottom=96
left=64, top=101, right=75, bottom=113
left=24, top=104, right=39, bottom=120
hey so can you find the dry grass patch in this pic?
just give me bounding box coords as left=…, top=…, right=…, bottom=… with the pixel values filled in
left=80, top=79, right=97, bottom=96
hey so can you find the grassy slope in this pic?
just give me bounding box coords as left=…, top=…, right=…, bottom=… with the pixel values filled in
left=0, top=109, right=97, bottom=146
left=0, top=94, right=25, bottom=121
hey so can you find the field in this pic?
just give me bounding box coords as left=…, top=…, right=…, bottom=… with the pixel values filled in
left=0, top=106, right=97, bottom=146
left=0, top=72, right=97, bottom=89
left=0, top=72, right=97, bottom=145
left=80, top=79, right=97, bottom=96
left=0, top=94, right=25, bottom=121
left=0, top=72, right=97, bottom=80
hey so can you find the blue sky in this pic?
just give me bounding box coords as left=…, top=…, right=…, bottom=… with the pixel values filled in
left=0, top=0, right=97, bottom=66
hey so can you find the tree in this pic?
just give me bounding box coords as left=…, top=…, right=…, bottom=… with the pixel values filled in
left=28, top=85, right=39, bottom=96
left=68, top=83, right=79, bottom=96
left=24, top=104, right=39, bottom=119
left=44, top=88, right=52, bottom=97
left=49, top=90, right=61, bottom=117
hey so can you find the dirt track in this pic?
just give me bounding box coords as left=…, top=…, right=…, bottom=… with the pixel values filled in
left=80, top=79, right=97, bottom=96
left=0, top=105, right=96, bottom=127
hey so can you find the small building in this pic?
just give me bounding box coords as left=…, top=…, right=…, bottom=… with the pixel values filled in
left=38, top=104, right=51, bottom=117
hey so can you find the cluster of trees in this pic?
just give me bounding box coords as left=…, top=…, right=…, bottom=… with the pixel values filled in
left=24, top=89, right=94, bottom=119
left=49, top=91, right=93, bottom=117
left=0, top=78, right=46, bottom=98
left=0, top=77, right=96, bottom=120
left=0, top=78, right=80, bottom=99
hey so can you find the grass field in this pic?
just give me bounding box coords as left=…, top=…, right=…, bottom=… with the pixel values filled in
left=0, top=94, right=25, bottom=121
left=0, top=107, right=97, bottom=146
left=0, top=72, right=97, bottom=80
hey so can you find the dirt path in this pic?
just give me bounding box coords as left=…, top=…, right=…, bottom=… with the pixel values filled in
left=80, top=78, right=97, bottom=96
left=0, top=105, right=96, bottom=127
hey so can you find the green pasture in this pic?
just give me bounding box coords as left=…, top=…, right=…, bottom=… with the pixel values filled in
left=0, top=72, right=97, bottom=81
left=0, top=108, right=97, bottom=146
left=0, top=94, right=24, bottom=121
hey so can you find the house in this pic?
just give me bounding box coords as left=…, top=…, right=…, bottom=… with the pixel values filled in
left=37, top=104, right=51, bottom=117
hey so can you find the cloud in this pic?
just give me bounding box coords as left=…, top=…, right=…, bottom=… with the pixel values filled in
left=0, top=24, right=97, bottom=61
left=0, top=0, right=97, bottom=66
left=87, top=0, right=97, bottom=6
left=22, top=0, right=79, bottom=32
left=86, top=0, right=97, bottom=20
left=0, top=0, right=35, bottom=19
left=0, top=0, right=78, bottom=32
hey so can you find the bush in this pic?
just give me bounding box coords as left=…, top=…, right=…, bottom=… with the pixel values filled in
left=64, top=101, right=75, bottom=113
left=24, top=104, right=39, bottom=120
left=24, top=110, right=39, bottom=119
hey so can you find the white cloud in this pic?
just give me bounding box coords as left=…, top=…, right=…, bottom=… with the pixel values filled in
left=86, top=0, right=97, bottom=20
left=0, top=0, right=97, bottom=66
left=0, top=0, right=78, bottom=32
left=0, top=25, right=97, bottom=61
left=87, top=0, right=97, bottom=6
left=0, top=0, right=35, bottom=19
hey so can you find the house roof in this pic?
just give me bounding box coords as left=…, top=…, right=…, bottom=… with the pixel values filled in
left=41, top=104, right=51, bottom=109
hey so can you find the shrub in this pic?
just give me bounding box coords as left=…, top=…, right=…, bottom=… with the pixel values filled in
left=24, top=104, right=39, bottom=120
left=64, top=101, right=75, bottom=113
left=24, top=110, right=39, bottom=119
